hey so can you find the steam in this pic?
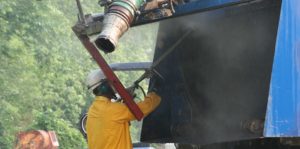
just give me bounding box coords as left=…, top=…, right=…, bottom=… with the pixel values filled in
left=142, top=0, right=281, bottom=144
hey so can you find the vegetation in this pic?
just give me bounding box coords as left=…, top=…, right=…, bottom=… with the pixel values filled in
left=0, top=0, right=158, bottom=148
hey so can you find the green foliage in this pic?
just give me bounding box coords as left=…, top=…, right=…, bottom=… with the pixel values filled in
left=32, top=110, right=87, bottom=148
left=0, top=0, right=158, bottom=148
left=0, top=100, right=21, bottom=147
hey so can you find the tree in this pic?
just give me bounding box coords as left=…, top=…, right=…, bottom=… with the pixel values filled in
left=0, top=0, right=158, bottom=148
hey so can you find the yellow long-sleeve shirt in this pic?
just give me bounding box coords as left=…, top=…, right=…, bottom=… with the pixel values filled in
left=86, top=92, right=161, bottom=149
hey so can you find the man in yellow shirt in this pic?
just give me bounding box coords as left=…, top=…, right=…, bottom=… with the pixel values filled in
left=85, top=69, right=161, bottom=149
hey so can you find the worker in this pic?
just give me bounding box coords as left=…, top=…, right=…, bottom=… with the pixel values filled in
left=85, top=69, right=161, bottom=149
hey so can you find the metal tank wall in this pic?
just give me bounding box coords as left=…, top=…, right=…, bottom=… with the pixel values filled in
left=141, top=0, right=281, bottom=145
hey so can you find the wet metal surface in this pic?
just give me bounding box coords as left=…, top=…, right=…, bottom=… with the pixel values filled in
left=141, top=0, right=281, bottom=144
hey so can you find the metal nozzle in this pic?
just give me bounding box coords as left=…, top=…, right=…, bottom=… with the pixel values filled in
left=95, top=0, right=144, bottom=53
left=95, top=13, right=130, bottom=53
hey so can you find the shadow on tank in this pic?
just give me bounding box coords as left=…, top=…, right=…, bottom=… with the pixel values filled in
left=141, top=0, right=283, bottom=146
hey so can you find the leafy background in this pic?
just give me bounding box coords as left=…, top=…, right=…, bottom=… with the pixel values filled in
left=0, top=0, right=158, bottom=148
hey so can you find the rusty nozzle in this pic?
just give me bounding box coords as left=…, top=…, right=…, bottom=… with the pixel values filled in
left=95, top=13, right=129, bottom=53
left=95, top=0, right=144, bottom=53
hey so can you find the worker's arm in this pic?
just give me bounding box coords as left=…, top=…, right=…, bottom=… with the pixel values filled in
left=110, top=92, right=161, bottom=122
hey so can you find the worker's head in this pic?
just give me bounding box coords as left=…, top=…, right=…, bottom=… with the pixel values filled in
left=86, top=69, right=116, bottom=98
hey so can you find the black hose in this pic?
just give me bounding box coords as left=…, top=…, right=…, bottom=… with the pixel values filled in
left=138, top=84, right=146, bottom=97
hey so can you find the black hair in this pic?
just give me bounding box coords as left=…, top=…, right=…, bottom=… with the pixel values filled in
left=93, top=80, right=116, bottom=99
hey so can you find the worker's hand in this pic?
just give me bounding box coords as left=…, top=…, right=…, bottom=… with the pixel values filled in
left=126, top=85, right=137, bottom=98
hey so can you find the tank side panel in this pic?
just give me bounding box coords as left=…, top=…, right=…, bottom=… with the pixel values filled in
left=142, top=0, right=281, bottom=144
